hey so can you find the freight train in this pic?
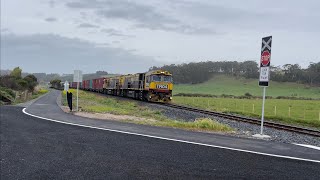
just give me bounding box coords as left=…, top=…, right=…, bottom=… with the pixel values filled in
left=70, top=70, right=173, bottom=102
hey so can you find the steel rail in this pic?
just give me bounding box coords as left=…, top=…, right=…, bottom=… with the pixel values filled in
left=67, top=89, right=320, bottom=137
left=157, top=103, right=320, bottom=137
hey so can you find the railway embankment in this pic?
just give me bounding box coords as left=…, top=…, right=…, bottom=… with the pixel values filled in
left=59, top=89, right=320, bottom=146
left=60, top=89, right=234, bottom=133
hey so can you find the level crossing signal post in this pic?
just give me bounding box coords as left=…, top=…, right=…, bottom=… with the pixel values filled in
left=253, top=36, right=272, bottom=139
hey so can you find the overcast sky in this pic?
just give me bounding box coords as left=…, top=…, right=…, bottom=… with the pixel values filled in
left=1, top=0, right=319, bottom=74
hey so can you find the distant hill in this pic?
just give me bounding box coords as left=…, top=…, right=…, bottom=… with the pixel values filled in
left=0, top=69, right=119, bottom=83
left=59, top=73, right=119, bottom=82
left=0, top=69, right=11, bottom=76
left=173, top=75, right=320, bottom=99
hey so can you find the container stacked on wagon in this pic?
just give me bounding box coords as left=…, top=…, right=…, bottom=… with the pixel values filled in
left=69, top=70, right=173, bottom=102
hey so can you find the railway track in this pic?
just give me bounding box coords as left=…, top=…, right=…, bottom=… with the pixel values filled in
left=70, top=89, right=320, bottom=137
left=158, top=102, right=320, bottom=137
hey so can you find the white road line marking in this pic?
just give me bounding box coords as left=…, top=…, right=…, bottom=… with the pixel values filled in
left=293, top=144, right=320, bottom=151
left=22, top=108, right=320, bottom=163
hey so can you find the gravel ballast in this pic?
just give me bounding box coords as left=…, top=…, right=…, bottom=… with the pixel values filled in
left=144, top=102, right=320, bottom=147
left=89, top=92, right=320, bottom=147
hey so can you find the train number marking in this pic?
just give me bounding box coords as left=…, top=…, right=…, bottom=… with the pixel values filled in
left=156, top=84, right=168, bottom=89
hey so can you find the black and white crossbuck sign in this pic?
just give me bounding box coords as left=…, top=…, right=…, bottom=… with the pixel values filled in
left=259, top=36, right=272, bottom=86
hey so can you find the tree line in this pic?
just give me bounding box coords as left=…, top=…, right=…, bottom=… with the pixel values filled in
left=149, top=61, right=320, bottom=85
left=0, top=67, right=39, bottom=104
left=0, top=67, right=38, bottom=91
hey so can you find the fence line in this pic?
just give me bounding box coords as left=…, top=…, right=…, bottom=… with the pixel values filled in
left=176, top=97, right=319, bottom=121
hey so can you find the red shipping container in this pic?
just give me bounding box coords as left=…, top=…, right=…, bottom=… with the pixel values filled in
left=93, top=78, right=105, bottom=91
left=92, top=79, right=97, bottom=90
left=82, top=80, right=86, bottom=89
left=98, top=78, right=104, bottom=90
left=85, top=80, right=90, bottom=89
left=72, top=82, right=77, bottom=88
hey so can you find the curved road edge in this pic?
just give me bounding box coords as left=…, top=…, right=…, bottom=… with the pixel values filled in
left=22, top=107, right=320, bottom=163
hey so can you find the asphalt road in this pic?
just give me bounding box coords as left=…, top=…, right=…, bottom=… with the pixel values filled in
left=24, top=90, right=320, bottom=161
left=1, top=105, right=319, bottom=179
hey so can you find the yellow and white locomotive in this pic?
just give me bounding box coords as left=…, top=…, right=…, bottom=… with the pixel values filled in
left=102, top=70, right=173, bottom=102
left=144, top=70, right=173, bottom=102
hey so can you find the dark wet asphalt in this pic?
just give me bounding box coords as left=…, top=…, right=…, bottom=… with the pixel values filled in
left=1, top=106, right=320, bottom=179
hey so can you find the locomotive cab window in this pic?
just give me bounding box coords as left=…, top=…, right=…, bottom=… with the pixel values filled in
left=163, top=76, right=172, bottom=82
left=152, top=75, right=161, bottom=82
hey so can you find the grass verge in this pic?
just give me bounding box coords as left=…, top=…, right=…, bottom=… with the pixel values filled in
left=13, top=88, right=49, bottom=104
left=132, top=118, right=233, bottom=132
left=173, top=96, right=320, bottom=129
left=62, top=89, right=233, bottom=133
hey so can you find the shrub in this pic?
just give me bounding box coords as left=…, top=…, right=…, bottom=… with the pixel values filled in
left=16, top=79, right=28, bottom=90
left=194, top=118, right=233, bottom=131
left=0, top=87, right=15, bottom=103
left=0, top=86, right=16, bottom=98
left=0, top=75, right=19, bottom=90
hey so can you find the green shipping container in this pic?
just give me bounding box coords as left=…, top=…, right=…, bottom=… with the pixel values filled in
left=89, top=80, right=93, bottom=89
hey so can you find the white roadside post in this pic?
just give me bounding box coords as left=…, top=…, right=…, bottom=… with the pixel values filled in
left=64, top=81, right=69, bottom=104
left=73, top=70, right=83, bottom=112
left=253, top=36, right=272, bottom=139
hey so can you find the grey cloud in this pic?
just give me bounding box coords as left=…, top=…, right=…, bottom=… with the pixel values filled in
left=45, top=17, right=57, bottom=22
left=135, top=23, right=216, bottom=35
left=100, top=28, right=135, bottom=37
left=49, top=0, right=55, bottom=8
left=66, top=0, right=102, bottom=9
left=1, top=33, right=159, bottom=74
left=80, top=12, right=87, bottom=19
left=112, top=41, right=120, bottom=44
left=78, top=23, right=99, bottom=28
left=66, top=0, right=216, bottom=35
left=170, top=0, right=320, bottom=32
left=1, top=28, right=10, bottom=32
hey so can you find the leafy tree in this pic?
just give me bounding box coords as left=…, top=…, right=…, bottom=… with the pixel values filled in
left=240, top=61, right=259, bottom=78
left=50, top=79, right=62, bottom=89
left=305, top=62, right=320, bottom=85
left=96, top=71, right=108, bottom=75
left=16, top=79, right=28, bottom=90
left=0, top=75, right=19, bottom=90
left=282, top=64, right=303, bottom=82
left=23, top=74, right=38, bottom=91
left=10, top=67, right=22, bottom=79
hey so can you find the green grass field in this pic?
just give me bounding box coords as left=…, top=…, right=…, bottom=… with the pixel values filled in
left=173, top=75, right=320, bottom=98
left=173, top=97, right=320, bottom=129
left=172, top=75, right=320, bottom=129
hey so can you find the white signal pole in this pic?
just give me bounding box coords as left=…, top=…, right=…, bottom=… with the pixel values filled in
left=260, top=87, right=266, bottom=135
